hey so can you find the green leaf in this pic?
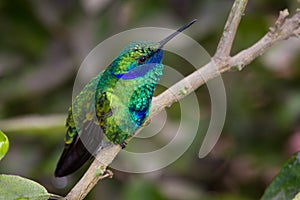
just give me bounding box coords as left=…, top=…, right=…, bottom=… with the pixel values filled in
left=0, top=130, right=9, bottom=161
left=261, top=152, right=300, bottom=200
left=0, top=174, right=50, bottom=200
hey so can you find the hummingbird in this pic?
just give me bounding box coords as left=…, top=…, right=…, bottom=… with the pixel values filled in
left=55, top=19, right=197, bottom=177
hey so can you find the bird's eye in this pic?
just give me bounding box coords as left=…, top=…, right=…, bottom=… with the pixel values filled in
left=137, top=56, right=147, bottom=64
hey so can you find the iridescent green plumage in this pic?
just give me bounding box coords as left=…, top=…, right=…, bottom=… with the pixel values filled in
left=95, top=42, right=163, bottom=142
left=55, top=20, right=197, bottom=177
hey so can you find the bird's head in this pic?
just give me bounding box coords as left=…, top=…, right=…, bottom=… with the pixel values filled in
left=109, top=41, right=162, bottom=80
left=109, top=19, right=197, bottom=80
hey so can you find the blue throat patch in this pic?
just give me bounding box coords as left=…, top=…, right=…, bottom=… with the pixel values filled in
left=115, top=63, right=158, bottom=80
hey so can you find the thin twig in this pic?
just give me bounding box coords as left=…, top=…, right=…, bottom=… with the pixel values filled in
left=215, top=0, right=248, bottom=58
left=66, top=3, right=300, bottom=200
left=226, top=8, right=300, bottom=72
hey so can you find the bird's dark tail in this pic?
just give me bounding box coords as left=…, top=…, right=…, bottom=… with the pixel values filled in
left=55, top=120, right=103, bottom=177
left=55, top=136, right=93, bottom=177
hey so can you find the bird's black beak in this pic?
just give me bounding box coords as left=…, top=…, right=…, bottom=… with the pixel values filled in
left=158, top=19, right=197, bottom=49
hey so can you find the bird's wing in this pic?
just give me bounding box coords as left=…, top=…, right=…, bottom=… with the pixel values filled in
left=55, top=73, right=104, bottom=177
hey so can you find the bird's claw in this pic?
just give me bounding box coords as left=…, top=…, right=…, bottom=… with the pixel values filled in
left=119, top=141, right=127, bottom=149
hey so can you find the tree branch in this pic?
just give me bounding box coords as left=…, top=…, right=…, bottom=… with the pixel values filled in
left=215, top=0, right=248, bottom=58
left=66, top=2, right=300, bottom=200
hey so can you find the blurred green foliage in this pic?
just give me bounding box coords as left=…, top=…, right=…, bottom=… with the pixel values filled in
left=0, top=0, right=299, bottom=199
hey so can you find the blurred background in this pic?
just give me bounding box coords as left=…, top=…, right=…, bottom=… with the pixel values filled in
left=0, top=0, right=300, bottom=199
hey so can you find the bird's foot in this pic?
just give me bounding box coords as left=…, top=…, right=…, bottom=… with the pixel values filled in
left=119, top=141, right=127, bottom=149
